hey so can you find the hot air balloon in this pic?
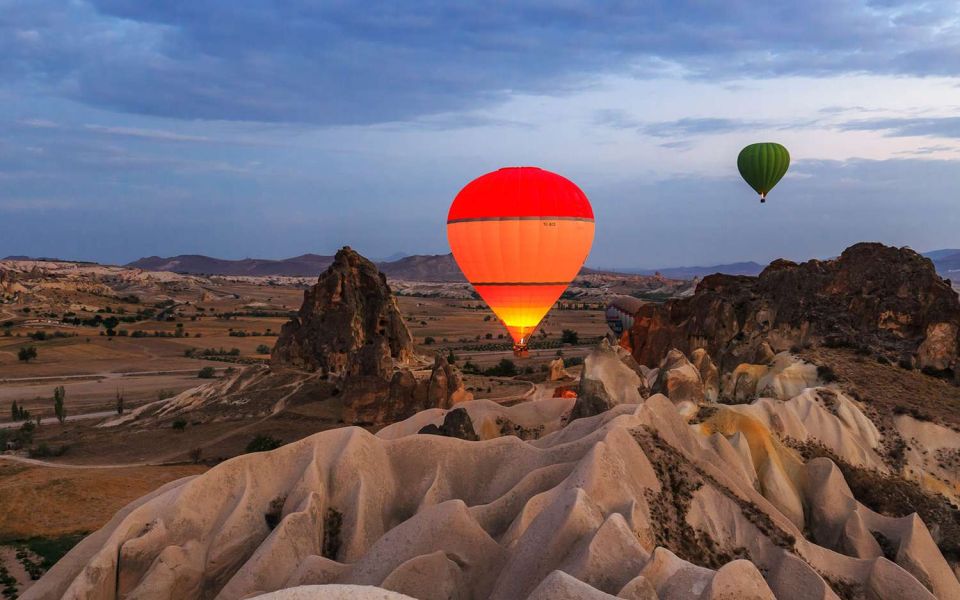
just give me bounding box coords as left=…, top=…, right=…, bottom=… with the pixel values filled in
left=737, top=142, right=790, bottom=203
left=447, top=167, right=595, bottom=357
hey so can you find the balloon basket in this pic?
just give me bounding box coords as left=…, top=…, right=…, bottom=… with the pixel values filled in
left=512, top=343, right=530, bottom=358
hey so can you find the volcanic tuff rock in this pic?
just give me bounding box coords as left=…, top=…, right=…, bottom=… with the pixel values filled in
left=343, top=353, right=472, bottom=425
left=625, top=243, right=960, bottom=376
left=272, top=246, right=414, bottom=377
left=29, top=361, right=960, bottom=599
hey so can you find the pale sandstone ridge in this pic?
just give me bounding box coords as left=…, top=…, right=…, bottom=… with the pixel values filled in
left=27, top=343, right=960, bottom=600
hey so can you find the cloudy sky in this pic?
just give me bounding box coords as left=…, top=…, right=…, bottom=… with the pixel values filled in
left=2, top=1, right=960, bottom=269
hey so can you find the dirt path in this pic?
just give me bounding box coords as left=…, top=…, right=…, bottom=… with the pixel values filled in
left=0, top=454, right=149, bottom=469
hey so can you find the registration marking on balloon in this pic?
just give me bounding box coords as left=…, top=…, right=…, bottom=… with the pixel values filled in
left=447, top=167, right=595, bottom=356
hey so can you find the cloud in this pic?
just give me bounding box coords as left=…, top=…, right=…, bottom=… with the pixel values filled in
left=641, top=117, right=763, bottom=138
left=82, top=124, right=213, bottom=142
left=838, top=116, right=960, bottom=139
left=2, top=1, right=960, bottom=125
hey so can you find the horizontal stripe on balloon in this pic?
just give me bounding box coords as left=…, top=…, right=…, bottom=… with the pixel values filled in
left=447, top=215, right=594, bottom=224
left=470, top=281, right=571, bottom=286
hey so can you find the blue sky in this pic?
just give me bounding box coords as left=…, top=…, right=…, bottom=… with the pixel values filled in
left=2, top=1, right=960, bottom=268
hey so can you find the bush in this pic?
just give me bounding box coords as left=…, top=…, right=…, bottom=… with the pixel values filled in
left=197, top=366, right=216, bottom=379
left=18, top=346, right=38, bottom=363
left=561, top=329, right=579, bottom=344
left=256, top=344, right=271, bottom=354
left=816, top=365, right=838, bottom=383
left=245, top=435, right=284, bottom=453
left=485, top=359, right=517, bottom=377
left=30, top=443, right=68, bottom=458
left=424, top=336, right=435, bottom=345
left=172, top=418, right=187, bottom=431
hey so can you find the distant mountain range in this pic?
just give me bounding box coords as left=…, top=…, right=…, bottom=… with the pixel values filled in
left=124, top=252, right=467, bottom=281
left=610, top=261, right=768, bottom=279
left=9, top=247, right=960, bottom=281
left=122, top=252, right=769, bottom=281
left=925, top=249, right=960, bottom=276
left=126, top=254, right=338, bottom=277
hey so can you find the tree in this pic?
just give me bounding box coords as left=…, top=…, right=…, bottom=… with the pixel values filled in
left=18, top=346, right=37, bottom=363
left=561, top=329, right=579, bottom=344
left=198, top=366, right=216, bottom=379
left=11, top=401, right=18, bottom=422
left=53, top=386, right=66, bottom=425
left=424, top=336, right=436, bottom=345
left=116, top=388, right=125, bottom=415
left=245, top=435, right=283, bottom=453
left=485, top=359, right=517, bottom=377
left=256, top=344, right=271, bottom=354
left=102, top=316, right=120, bottom=336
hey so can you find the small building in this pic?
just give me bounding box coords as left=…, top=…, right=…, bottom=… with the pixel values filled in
left=605, top=296, right=644, bottom=337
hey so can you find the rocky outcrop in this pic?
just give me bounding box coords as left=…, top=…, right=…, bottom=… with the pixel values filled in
left=625, top=243, right=960, bottom=376
left=343, top=354, right=471, bottom=425
left=651, top=349, right=704, bottom=406
left=690, top=348, right=719, bottom=402
left=548, top=357, right=570, bottom=381
left=570, top=340, right=645, bottom=420
left=417, top=408, right=479, bottom=441
left=272, top=246, right=414, bottom=377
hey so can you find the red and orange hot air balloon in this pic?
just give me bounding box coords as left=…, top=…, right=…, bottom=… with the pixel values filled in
left=447, top=167, right=595, bottom=356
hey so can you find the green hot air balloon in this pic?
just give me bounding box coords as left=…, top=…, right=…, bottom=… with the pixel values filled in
left=737, top=143, right=790, bottom=203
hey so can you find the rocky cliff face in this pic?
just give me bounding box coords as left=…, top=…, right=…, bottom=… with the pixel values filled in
left=272, top=247, right=414, bottom=377
left=625, top=243, right=960, bottom=377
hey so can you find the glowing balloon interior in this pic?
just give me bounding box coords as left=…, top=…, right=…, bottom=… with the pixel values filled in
left=447, top=167, right=595, bottom=356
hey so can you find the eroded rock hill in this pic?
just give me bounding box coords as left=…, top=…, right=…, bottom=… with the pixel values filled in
left=272, top=246, right=414, bottom=377
left=625, top=243, right=960, bottom=377
left=32, top=341, right=960, bottom=600
left=107, top=247, right=469, bottom=429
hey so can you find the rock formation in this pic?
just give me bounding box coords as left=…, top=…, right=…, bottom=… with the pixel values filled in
left=548, top=357, right=570, bottom=381
left=651, top=349, right=704, bottom=407
left=343, top=353, right=472, bottom=425
left=625, top=243, right=960, bottom=376
left=108, top=248, right=469, bottom=428
left=28, top=385, right=960, bottom=600
left=272, top=246, right=414, bottom=377
left=570, top=340, right=646, bottom=420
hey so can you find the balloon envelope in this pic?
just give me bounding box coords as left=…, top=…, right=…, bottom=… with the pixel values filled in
left=737, top=142, right=790, bottom=201
left=447, top=167, right=595, bottom=350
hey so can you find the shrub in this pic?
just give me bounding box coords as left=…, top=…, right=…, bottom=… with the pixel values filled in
left=53, top=386, right=66, bottom=425
left=561, top=329, right=579, bottom=344
left=172, top=418, right=187, bottom=431
left=424, top=336, right=435, bottom=345
left=197, top=366, right=216, bottom=379
left=18, top=346, right=38, bottom=363
left=816, top=365, right=838, bottom=383
left=245, top=435, right=284, bottom=453
left=256, top=344, right=271, bottom=354
left=485, top=359, right=517, bottom=377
